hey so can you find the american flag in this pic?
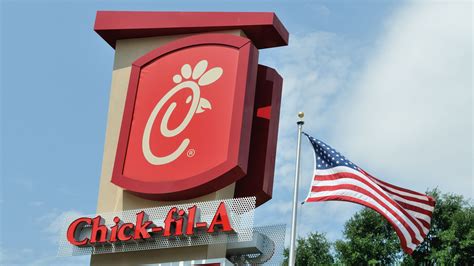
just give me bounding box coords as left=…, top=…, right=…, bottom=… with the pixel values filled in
left=303, top=133, right=435, bottom=254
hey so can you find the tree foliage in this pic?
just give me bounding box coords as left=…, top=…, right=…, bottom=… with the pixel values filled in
left=402, top=188, right=474, bottom=265
left=334, top=208, right=402, bottom=264
left=282, top=189, right=472, bottom=265
left=283, top=232, right=334, bottom=265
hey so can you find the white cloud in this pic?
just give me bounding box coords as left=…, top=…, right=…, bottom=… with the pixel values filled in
left=264, top=31, right=354, bottom=137
left=0, top=244, right=32, bottom=265
left=257, top=1, right=472, bottom=246
left=261, top=30, right=357, bottom=195
left=37, top=209, right=85, bottom=245
left=298, top=202, right=361, bottom=241
left=256, top=31, right=359, bottom=240
left=0, top=210, right=90, bottom=265
left=329, top=1, right=473, bottom=197
left=0, top=244, right=90, bottom=266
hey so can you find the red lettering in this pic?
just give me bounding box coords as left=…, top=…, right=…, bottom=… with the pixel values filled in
left=208, top=202, right=233, bottom=233
left=163, top=207, right=177, bottom=237
left=67, top=217, right=91, bottom=246
left=186, top=205, right=197, bottom=235
left=133, top=211, right=152, bottom=240
left=66, top=204, right=234, bottom=245
left=174, top=209, right=186, bottom=236
left=109, top=217, right=122, bottom=243
left=117, top=223, right=134, bottom=241
left=89, top=216, right=108, bottom=244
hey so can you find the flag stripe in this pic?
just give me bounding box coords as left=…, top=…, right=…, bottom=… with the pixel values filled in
left=396, top=201, right=434, bottom=217
left=416, top=218, right=431, bottom=230
left=378, top=186, right=435, bottom=206
left=386, top=193, right=435, bottom=212
left=316, top=167, right=435, bottom=211
left=311, top=173, right=426, bottom=241
left=310, top=181, right=424, bottom=243
left=369, top=174, right=434, bottom=202
left=406, top=210, right=431, bottom=227
left=306, top=190, right=416, bottom=253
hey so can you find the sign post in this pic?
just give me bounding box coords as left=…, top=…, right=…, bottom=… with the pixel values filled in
left=63, top=11, right=289, bottom=265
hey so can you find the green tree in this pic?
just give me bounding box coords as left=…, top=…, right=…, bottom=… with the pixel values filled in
left=283, top=189, right=472, bottom=265
left=334, top=208, right=402, bottom=264
left=403, top=188, right=474, bottom=265
left=283, top=232, right=334, bottom=265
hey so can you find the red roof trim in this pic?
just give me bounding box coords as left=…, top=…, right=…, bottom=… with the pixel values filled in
left=94, top=11, right=289, bottom=49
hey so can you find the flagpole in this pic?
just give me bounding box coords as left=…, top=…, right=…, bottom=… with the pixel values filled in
left=289, top=111, right=304, bottom=266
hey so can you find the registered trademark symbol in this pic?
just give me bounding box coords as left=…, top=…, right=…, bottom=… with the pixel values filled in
left=187, top=149, right=195, bottom=158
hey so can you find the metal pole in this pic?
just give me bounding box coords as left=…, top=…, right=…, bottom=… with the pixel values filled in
left=289, top=111, right=304, bottom=266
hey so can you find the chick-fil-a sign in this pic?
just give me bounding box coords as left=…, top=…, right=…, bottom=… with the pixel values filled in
left=112, top=34, right=258, bottom=200
left=67, top=202, right=233, bottom=246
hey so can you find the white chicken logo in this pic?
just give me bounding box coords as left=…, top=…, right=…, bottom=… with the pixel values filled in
left=142, top=60, right=223, bottom=165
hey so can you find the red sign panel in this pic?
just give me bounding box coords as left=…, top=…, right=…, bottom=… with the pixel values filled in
left=234, top=65, right=282, bottom=206
left=112, top=34, right=258, bottom=200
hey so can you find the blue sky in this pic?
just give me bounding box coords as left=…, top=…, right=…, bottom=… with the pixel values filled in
left=1, top=0, right=472, bottom=265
